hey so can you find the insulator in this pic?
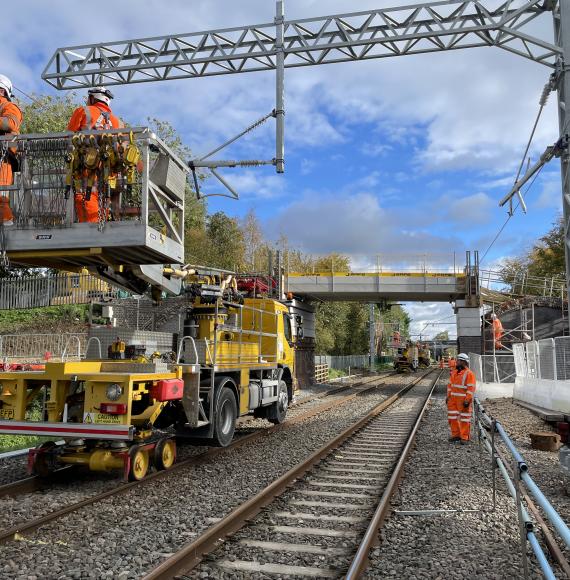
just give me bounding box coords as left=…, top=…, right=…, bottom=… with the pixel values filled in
left=540, top=82, right=552, bottom=106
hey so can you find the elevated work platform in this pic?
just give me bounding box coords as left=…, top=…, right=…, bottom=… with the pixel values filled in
left=0, top=128, right=187, bottom=269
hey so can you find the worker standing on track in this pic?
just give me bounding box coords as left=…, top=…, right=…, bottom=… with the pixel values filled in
left=0, top=75, right=22, bottom=226
left=446, top=353, right=476, bottom=444
left=67, top=87, right=123, bottom=223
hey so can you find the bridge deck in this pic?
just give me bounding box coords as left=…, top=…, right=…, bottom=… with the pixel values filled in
left=286, top=272, right=467, bottom=302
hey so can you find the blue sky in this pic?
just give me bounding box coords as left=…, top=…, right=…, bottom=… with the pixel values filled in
left=3, top=0, right=564, bottom=339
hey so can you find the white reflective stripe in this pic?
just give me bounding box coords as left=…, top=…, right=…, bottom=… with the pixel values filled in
left=460, top=413, right=472, bottom=417
left=450, top=392, right=466, bottom=397
left=453, top=385, right=468, bottom=390
left=460, top=419, right=472, bottom=423
left=83, top=106, right=92, bottom=127
left=465, top=383, right=476, bottom=387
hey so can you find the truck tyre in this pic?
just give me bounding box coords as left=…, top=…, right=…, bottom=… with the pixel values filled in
left=267, top=380, right=289, bottom=425
left=213, top=385, right=237, bottom=447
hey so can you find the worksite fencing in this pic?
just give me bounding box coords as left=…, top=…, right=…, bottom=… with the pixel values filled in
left=0, top=272, right=120, bottom=310
left=315, top=355, right=371, bottom=370
left=511, top=337, right=570, bottom=413
left=0, top=333, right=87, bottom=361
left=469, top=352, right=517, bottom=383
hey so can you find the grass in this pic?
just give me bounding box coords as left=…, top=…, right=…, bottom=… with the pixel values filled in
left=328, top=368, right=347, bottom=380
left=0, top=435, right=48, bottom=453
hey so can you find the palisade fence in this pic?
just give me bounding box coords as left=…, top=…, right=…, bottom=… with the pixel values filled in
left=0, top=333, right=87, bottom=361
left=315, top=354, right=371, bottom=370
left=0, top=273, right=119, bottom=310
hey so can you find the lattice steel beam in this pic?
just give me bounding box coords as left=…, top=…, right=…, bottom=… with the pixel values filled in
left=42, top=0, right=559, bottom=89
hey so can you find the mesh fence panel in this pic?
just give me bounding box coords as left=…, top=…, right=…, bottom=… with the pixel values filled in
left=513, top=343, right=527, bottom=377
left=526, top=341, right=540, bottom=378
left=469, top=353, right=483, bottom=382
left=555, top=337, right=570, bottom=380
left=538, top=338, right=556, bottom=380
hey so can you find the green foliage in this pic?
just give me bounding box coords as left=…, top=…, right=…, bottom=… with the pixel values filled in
left=205, top=212, right=246, bottom=270
left=20, top=93, right=80, bottom=134
left=0, top=305, right=88, bottom=334
left=434, top=330, right=449, bottom=341
left=500, top=216, right=565, bottom=295
left=328, top=368, right=347, bottom=380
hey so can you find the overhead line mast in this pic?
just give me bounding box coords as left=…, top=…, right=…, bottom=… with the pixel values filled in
left=40, top=0, right=570, bottom=322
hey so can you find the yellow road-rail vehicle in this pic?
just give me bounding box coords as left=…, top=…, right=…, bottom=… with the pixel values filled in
left=0, top=277, right=295, bottom=481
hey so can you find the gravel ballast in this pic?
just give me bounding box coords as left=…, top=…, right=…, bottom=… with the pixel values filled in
left=0, top=373, right=412, bottom=579
left=365, top=386, right=554, bottom=580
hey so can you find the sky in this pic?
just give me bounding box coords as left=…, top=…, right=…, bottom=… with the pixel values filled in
left=3, top=0, right=565, bottom=340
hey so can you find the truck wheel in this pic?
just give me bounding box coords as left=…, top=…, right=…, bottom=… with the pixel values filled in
left=267, top=380, right=289, bottom=425
left=213, top=386, right=237, bottom=447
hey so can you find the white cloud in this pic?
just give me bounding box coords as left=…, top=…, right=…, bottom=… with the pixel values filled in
left=271, top=191, right=463, bottom=256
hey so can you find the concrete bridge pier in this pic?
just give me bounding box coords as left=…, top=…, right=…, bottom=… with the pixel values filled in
left=455, top=299, right=482, bottom=355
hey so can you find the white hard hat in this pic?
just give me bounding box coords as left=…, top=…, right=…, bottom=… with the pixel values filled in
left=457, top=353, right=470, bottom=364
left=88, top=86, right=114, bottom=106
left=0, top=75, right=13, bottom=99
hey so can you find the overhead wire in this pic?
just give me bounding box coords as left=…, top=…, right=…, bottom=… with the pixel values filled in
left=481, top=76, right=556, bottom=266
left=12, top=85, right=43, bottom=105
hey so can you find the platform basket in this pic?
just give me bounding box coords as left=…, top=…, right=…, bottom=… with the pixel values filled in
left=0, top=128, right=187, bottom=269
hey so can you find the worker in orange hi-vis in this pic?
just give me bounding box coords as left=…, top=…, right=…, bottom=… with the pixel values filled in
left=0, top=75, right=23, bottom=226
left=491, top=313, right=504, bottom=350
left=67, top=87, right=124, bottom=223
left=448, top=357, right=457, bottom=372
left=446, top=353, right=476, bottom=444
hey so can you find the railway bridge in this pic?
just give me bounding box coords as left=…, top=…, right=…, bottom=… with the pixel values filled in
left=285, top=252, right=482, bottom=353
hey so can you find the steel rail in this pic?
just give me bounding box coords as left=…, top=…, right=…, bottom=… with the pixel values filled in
left=0, top=372, right=393, bottom=501
left=142, top=368, right=439, bottom=580
left=345, top=370, right=442, bottom=578
left=0, top=372, right=396, bottom=543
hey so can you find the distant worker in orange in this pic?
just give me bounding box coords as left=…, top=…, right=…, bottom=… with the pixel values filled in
left=491, top=313, right=504, bottom=350
left=0, top=75, right=23, bottom=226
left=67, top=87, right=123, bottom=223
left=446, top=353, right=476, bottom=444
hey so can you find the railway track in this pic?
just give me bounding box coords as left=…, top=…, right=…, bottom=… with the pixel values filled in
left=143, top=369, right=442, bottom=580
left=0, top=372, right=394, bottom=501
left=0, top=371, right=400, bottom=544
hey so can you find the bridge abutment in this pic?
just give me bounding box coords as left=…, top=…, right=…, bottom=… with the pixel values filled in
left=455, top=299, right=482, bottom=355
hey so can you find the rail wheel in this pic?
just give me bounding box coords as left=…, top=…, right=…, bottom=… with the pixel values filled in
left=128, top=446, right=149, bottom=481
left=213, top=384, right=237, bottom=447
left=32, top=441, right=57, bottom=478
left=154, top=438, right=176, bottom=471
left=267, top=380, right=289, bottom=425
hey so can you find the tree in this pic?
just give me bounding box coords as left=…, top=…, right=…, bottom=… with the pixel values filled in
left=434, top=330, right=449, bottom=341
left=206, top=212, right=246, bottom=270
left=20, top=93, right=79, bottom=134
left=500, top=216, right=565, bottom=296
left=241, top=209, right=265, bottom=272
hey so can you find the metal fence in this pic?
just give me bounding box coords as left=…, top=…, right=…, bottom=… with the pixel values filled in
left=0, top=272, right=120, bottom=310
left=513, top=336, right=570, bottom=381
left=0, top=332, right=87, bottom=361
left=315, top=354, right=371, bottom=370
left=469, top=352, right=517, bottom=383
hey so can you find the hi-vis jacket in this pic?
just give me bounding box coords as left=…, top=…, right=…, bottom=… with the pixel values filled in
left=447, top=367, right=477, bottom=405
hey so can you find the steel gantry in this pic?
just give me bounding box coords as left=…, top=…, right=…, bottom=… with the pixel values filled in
left=40, top=0, right=570, bottom=313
